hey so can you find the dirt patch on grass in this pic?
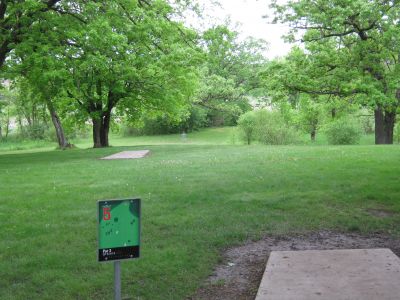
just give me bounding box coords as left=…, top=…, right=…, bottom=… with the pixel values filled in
left=189, top=231, right=400, bottom=300
left=366, top=208, right=395, bottom=218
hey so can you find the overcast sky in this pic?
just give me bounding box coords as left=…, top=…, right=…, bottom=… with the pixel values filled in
left=200, top=0, right=293, bottom=59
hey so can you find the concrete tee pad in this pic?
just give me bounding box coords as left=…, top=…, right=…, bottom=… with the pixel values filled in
left=101, top=150, right=150, bottom=160
left=256, top=248, right=400, bottom=300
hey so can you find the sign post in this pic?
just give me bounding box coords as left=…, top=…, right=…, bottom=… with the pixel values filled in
left=114, top=261, right=121, bottom=300
left=98, top=198, right=141, bottom=300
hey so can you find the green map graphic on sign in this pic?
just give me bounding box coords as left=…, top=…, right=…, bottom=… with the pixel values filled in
left=98, top=199, right=140, bottom=261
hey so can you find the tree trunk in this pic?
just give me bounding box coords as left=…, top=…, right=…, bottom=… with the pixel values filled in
left=311, top=129, right=316, bottom=142
left=100, top=111, right=111, bottom=147
left=92, top=117, right=102, bottom=148
left=92, top=111, right=111, bottom=148
left=46, top=100, right=71, bottom=149
left=331, top=108, right=336, bottom=119
left=89, top=89, right=117, bottom=148
left=374, top=106, right=396, bottom=144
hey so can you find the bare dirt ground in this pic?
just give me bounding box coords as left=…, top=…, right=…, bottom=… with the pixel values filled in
left=189, top=231, right=400, bottom=300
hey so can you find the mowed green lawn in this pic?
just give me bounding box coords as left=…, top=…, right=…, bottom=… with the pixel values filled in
left=1, top=128, right=399, bottom=299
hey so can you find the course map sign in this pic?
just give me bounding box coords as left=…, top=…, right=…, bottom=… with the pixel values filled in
left=98, top=198, right=141, bottom=262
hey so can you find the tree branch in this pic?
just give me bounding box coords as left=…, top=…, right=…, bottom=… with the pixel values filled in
left=301, top=29, right=356, bottom=42
left=286, top=84, right=364, bottom=97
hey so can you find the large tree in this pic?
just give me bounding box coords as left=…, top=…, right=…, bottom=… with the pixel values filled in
left=64, top=0, right=201, bottom=147
left=195, top=25, right=268, bottom=124
left=5, top=0, right=83, bottom=148
left=271, top=0, right=400, bottom=144
left=4, top=0, right=201, bottom=148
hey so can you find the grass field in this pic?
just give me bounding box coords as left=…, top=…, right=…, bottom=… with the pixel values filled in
left=1, top=127, right=399, bottom=299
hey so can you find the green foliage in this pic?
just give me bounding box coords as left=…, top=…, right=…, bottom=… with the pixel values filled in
left=120, top=124, right=140, bottom=137
left=294, top=96, right=325, bottom=141
left=121, top=105, right=210, bottom=137
left=193, top=68, right=254, bottom=127
left=202, top=25, right=267, bottom=88
left=0, top=85, right=16, bottom=138
left=0, top=0, right=65, bottom=69
left=237, top=111, right=257, bottom=144
left=324, top=117, right=362, bottom=145
left=0, top=80, right=55, bottom=141
left=269, top=0, right=400, bottom=144
left=359, top=112, right=375, bottom=134
left=183, top=106, right=209, bottom=131
left=195, top=25, right=267, bottom=128
left=136, top=114, right=183, bottom=136
left=20, top=123, right=48, bottom=140
left=66, top=122, right=91, bottom=140
left=238, top=110, right=299, bottom=145
left=394, top=123, right=400, bottom=144
left=193, top=71, right=248, bottom=127
left=254, top=110, right=299, bottom=145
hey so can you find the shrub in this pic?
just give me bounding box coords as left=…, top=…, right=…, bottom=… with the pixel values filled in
left=238, top=110, right=299, bottom=145
left=324, top=117, right=362, bottom=145
left=121, top=106, right=211, bottom=137
left=121, top=114, right=182, bottom=136
left=207, top=109, right=241, bottom=127
left=63, top=121, right=91, bottom=140
left=229, top=128, right=239, bottom=145
left=44, top=126, right=58, bottom=142
left=20, top=123, right=48, bottom=140
left=254, top=110, right=299, bottom=145
left=237, top=111, right=257, bottom=144
left=142, top=115, right=181, bottom=135
left=121, top=124, right=141, bottom=137
left=182, top=106, right=209, bottom=131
